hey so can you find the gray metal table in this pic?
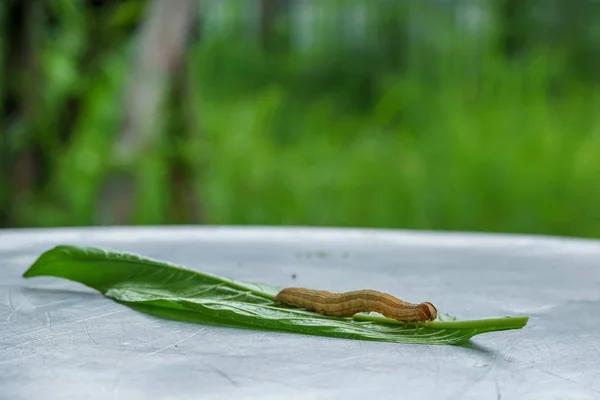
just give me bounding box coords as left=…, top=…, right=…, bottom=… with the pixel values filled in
left=1, top=226, right=599, bottom=400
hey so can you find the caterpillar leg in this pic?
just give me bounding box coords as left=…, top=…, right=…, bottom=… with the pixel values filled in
left=403, top=321, right=423, bottom=329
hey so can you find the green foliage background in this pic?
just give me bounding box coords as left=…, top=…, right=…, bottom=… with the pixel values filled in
left=1, top=0, right=600, bottom=238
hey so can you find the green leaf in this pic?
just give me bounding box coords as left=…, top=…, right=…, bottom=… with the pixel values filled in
left=23, top=245, right=529, bottom=345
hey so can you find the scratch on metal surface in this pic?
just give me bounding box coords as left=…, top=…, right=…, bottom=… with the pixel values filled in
left=2, top=290, right=102, bottom=330
left=2, top=329, right=79, bottom=350
left=34, top=299, right=72, bottom=310
left=495, top=379, right=502, bottom=400
left=1, top=308, right=127, bottom=345
left=446, top=349, right=499, bottom=400
left=201, top=360, right=239, bottom=386
left=44, top=311, right=52, bottom=329
left=135, top=329, right=182, bottom=348
left=147, top=329, right=205, bottom=356
left=0, top=355, right=33, bottom=366
left=539, top=368, right=600, bottom=396
left=40, top=308, right=126, bottom=331
left=6, top=289, right=25, bottom=322
left=83, top=319, right=98, bottom=344
left=7, top=289, right=16, bottom=316
left=111, top=375, right=122, bottom=400
left=543, top=337, right=555, bottom=372
left=119, top=321, right=129, bottom=346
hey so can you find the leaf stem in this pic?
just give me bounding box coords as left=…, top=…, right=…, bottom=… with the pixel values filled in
left=352, top=313, right=529, bottom=330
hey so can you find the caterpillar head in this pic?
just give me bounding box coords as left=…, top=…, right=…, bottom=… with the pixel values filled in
left=417, top=302, right=438, bottom=321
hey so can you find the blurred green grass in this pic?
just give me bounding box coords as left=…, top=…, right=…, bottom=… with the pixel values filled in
left=2, top=1, right=600, bottom=239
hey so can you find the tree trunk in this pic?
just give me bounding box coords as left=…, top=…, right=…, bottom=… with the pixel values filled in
left=96, top=0, right=198, bottom=225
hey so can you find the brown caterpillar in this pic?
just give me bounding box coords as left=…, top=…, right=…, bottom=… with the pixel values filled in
left=274, top=287, right=437, bottom=327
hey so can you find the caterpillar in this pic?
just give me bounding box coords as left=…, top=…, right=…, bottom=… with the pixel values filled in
left=274, top=287, right=437, bottom=327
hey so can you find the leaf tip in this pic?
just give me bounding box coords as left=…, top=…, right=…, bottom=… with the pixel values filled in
left=21, top=244, right=75, bottom=279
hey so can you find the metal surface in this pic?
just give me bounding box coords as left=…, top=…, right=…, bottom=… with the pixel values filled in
left=1, top=226, right=599, bottom=400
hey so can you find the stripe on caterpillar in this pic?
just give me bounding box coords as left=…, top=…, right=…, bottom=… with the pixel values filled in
left=274, top=287, right=437, bottom=325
